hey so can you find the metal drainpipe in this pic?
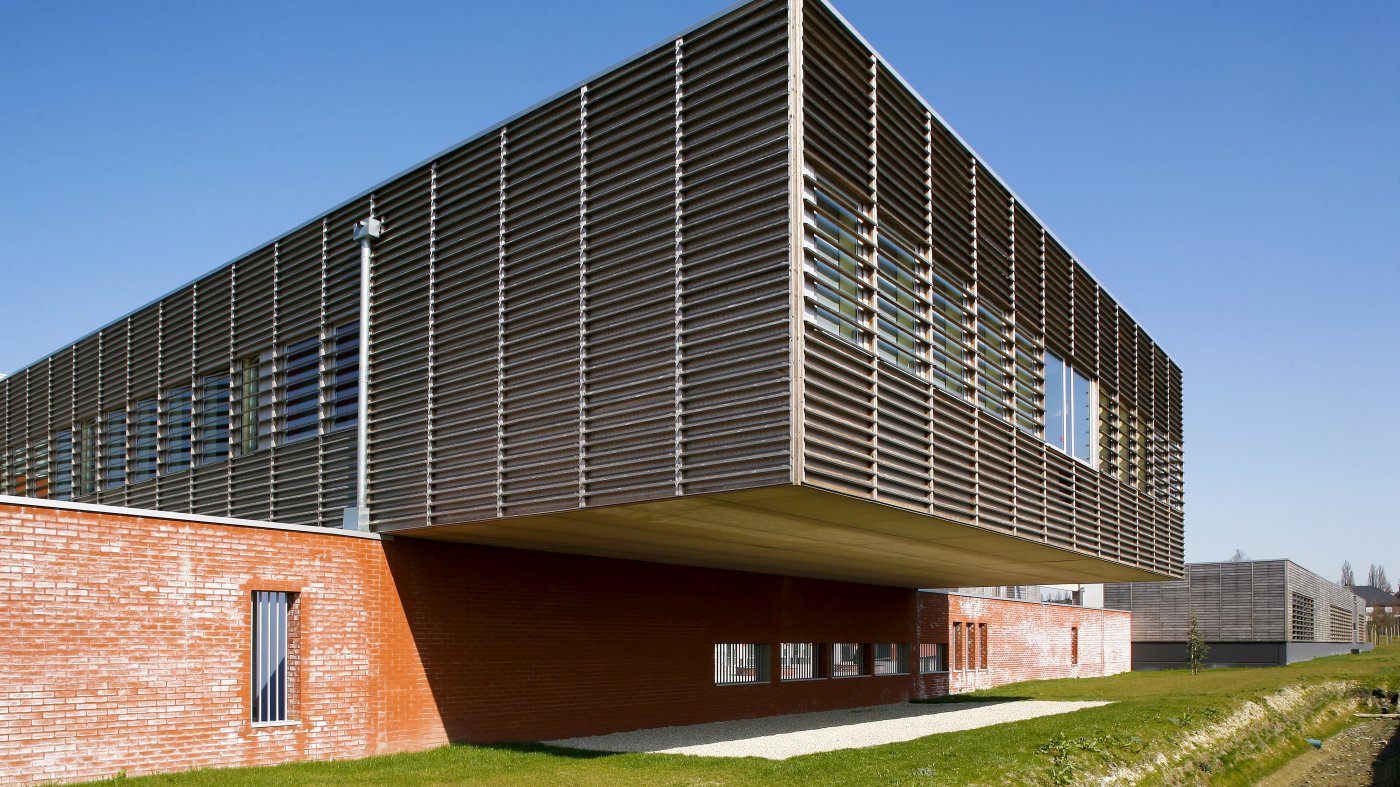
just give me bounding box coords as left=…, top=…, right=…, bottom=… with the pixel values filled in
left=347, top=216, right=382, bottom=531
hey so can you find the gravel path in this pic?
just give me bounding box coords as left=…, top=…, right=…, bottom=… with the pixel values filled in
left=546, top=699, right=1111, bottom=760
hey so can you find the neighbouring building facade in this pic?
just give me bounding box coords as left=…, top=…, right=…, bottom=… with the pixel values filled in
left=1, top=0, right=1180, bottom=783
left=1105, top=559, right=1369, bottom=670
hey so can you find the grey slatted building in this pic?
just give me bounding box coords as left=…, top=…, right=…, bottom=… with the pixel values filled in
left=1105, top=560, right=1369, bottom=669
left=0, top=0, right=1183, bottom=589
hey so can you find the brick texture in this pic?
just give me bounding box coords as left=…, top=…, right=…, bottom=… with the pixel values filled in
left=914, top=593, right=1131, bottom=698
left=1, top=502, right=1131, bottom=784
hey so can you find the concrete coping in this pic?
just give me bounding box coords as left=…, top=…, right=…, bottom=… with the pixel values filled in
left=0, top=494, right=386, bottom=540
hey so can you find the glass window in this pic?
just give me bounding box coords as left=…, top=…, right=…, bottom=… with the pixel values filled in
left=234, top=357, right=261, bottom=457
left=779, top=642, right=817, bottom=681
left=130, top=398, right=159, bottom=484
left=976, top=306, right=1013, bottom=421
left=161, top=387, right=193, bottom=476
left=51, top=430, right=73, bottom=501
left=714, top=643, right=770, bottom=685
left=876, top=233, right=929, bottom=376
left=1044, top=352, right=1067, bottom=452
left=8, top=446, right=27, bottom=497
left=330, top=323, right=360, bottom=432
left=929, top=266, right=973, bottom=399
left=1071, top=368, right=1093, bottom=465
left=831, top=643, right=866, bottom=677
left=803, top=172, right=871, bottom=348
left=76, top=419, right=98, bottom=497
left=1013, top=333, right=1042, bottom=435
left=282, top=336, right=321, bottom=444
left=196, top=374, right=231, bottom=466
left=102, top=410, right=127, bottom=489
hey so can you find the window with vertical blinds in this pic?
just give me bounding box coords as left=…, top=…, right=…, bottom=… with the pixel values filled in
left=251, top=591, right=296, bottom=724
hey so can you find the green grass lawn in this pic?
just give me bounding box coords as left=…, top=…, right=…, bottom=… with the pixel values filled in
left=90, top=643, right=1400, bottom=787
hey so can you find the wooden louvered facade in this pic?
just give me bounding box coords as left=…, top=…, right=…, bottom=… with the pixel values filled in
left=0, top=0, right=1183, bottom=587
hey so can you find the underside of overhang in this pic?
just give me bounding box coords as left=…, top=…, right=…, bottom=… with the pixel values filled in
left=388, top=485, right=1172, bottom=588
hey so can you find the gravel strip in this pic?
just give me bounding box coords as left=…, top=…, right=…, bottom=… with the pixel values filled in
left=546, top=699, right=1111, bottom=760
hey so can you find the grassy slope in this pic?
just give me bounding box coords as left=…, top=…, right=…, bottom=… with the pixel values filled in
left=86, top=644, right=1400, bottom=787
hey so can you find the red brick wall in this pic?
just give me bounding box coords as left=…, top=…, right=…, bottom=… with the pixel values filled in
left=0, top=501, right=921, bottom=784
left=383, top=538, right=918, bottom=742
left=913, top=593, right=1131, bottom=698
left=0, top=502, right=445, bottom=786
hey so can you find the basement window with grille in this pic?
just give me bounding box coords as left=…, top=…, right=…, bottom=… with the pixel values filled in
left=251, top=590, right=299, bottom=725
left=831, top=642, right=867, bottom=678
left=918, top=643, right=947, bottom=673
left=779, top=642, right=818, bottom=681
left=872, top=643, right=910, bottom=675
left=714, top=643, right=770, bottom=685
left=1291, top=593, right=1316, bottom=641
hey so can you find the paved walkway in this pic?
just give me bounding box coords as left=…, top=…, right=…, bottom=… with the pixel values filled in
left=546, top=699, right=1111, bottom=760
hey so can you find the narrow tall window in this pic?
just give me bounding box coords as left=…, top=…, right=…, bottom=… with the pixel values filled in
left=76, top=419, right=98, bottom=497
left=978, top=623, right=988, bottom=669
left=1044, top=352, right=1067, bottom=451
left=281, top=336, right=321, bottom=444
left=102, top=409, right=127, bottom=489
left=252, top=591, right=297, bottom=724
left=330, top=323, right=360, bottom=432
left=876, top=233, right=930, bottom=376
left=196, top=374, right=231, bottom=465
left=966, top=623, right=976, bottom=671
left=130, top=397, right=159, bottom=484
left=1071, top=368, right=1094, bottom=464
left=51, top=430, right=73, bottom=501
left=161, top=387, right=193, bottom=476
left=976, top=306, right=1014, bottom=421
left=930, top=264, right=973, bottom=398
left=233, top=357, right=261, bottom=457
left=1013, top=333, right=1042, bottom=435
left=714, top=643, right=770, bottom=685
left=1070, top=626, right=1080, bottom=665
left=952, top=623, right=963, bottom=670
left=29, top=440, right=50, bottom=498
left=803, top=171, right=872, bottom=347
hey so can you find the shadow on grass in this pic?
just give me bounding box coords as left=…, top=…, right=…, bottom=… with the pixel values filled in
left=464, top=741, right=622, bottom=760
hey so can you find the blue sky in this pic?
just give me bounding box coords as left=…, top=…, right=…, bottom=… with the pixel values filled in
left=2, top=0, right=1396, bottom=580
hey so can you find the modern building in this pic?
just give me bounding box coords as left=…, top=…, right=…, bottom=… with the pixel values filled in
left=1105, top=559, right=1369, bottom=670
left=1, top=0, right=1181, bottom=783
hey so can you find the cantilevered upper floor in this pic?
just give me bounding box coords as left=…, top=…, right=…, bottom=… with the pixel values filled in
left=0, top=0, right=1182, bottom=587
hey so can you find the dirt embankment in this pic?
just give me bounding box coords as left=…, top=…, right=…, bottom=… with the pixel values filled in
left=1258, top=717, right=1399, bottom=787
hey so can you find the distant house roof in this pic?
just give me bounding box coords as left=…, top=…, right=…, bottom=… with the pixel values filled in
left=1350, top=585, right=1399, bottom=606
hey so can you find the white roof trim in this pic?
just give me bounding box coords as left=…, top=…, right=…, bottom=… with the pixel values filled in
left=0, top=495, right=386, bottom=540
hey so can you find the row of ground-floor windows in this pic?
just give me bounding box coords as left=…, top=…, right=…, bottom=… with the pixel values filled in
left=715, top=639, right=986, bottom=685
